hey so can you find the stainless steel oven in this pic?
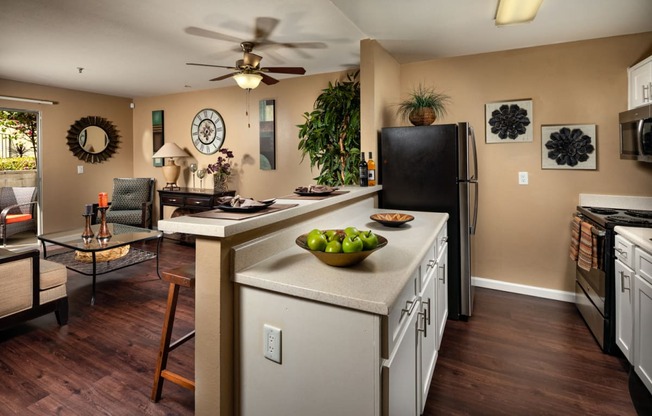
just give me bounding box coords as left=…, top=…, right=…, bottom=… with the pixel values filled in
left=574, top=206, right=652, bottom=354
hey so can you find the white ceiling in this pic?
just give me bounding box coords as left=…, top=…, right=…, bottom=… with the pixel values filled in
left=1, top=0, right=651, bottom=98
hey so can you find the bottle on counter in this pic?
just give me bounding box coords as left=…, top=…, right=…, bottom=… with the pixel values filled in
left=367, top=151, right=376, bottom=186
left=359, top=152, right=368, bottom=187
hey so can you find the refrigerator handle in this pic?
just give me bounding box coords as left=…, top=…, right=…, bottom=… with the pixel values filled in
left=471, top=181, right=478, bottom=235
left=469, top=125, right=478, bottom=181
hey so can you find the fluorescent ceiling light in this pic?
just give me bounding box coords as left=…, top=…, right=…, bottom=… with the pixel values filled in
left=495, top=0, right=543, bottom=26
left=233, top=73, right=263, bottom=90
left=0, top=95, right=56, bottom=105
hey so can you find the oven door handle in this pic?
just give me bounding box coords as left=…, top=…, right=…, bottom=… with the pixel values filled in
left=591, top=227, right=606, bottom=237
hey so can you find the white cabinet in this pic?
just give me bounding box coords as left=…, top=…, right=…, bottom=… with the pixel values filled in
left=634, top=247, right=652, bottom=394
left=418, top=263, right=437, bottom=414
left=614, top=258, right=634, bottom=362
left=628, top=55, right=652, bottom=109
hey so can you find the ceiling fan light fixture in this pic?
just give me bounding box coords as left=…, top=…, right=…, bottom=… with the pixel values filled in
left=233, top=72, right=263, bottom=89
left=495, top=0, right=543, bottom=26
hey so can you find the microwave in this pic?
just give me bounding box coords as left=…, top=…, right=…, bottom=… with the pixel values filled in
left=619, top=104, right=652, bottom=162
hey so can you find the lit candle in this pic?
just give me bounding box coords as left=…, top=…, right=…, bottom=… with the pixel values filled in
left=98, top=192, right=108, bottom=208
left=84, top=204, right=93, bottom=215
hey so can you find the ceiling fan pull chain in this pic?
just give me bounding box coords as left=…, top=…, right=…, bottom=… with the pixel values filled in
left=246, top=88, right=251, bottom=128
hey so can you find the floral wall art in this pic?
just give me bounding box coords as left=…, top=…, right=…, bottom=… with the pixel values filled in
left=485, top=99, right=533, bottom=143
left=541, top=124, right=597, bottom=170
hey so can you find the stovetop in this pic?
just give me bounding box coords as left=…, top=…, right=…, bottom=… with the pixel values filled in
left=577, top=206, right=652, bottom=228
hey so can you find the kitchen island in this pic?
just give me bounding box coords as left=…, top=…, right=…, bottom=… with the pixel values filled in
left=157, top=186, right=448, bottom=415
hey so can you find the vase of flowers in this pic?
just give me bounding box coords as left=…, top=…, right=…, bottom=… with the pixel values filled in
left=207, top=148, right=234, bottom=193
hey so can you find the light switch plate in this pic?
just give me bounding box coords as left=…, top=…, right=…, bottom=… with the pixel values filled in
left=77, top=165, right=84, bottom=174
left=518, top=171, right=528, bottom=185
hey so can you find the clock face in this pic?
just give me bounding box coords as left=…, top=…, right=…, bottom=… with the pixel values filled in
left=191, top=108, right=225, bottom=154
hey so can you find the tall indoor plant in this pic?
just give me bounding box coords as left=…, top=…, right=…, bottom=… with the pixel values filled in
left=297, top=71, right=360, bottom=186
left=397, top=84, right=451, bottom=126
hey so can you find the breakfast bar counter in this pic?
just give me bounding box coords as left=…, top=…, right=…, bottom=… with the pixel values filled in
left=157, top=186, right=382, bottom=415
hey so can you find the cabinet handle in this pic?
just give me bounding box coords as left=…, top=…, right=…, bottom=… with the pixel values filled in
left=426, top=259, right=436, bottom=270
left=644, top=84, right=650, bottom=102
left=422, top=297, right=431, bottom=325
left=441, top=236, right=448, bottom=244
left=439, top=263, right=446, bottom=284
left=417, top=311, right=428, bottom=338
left=614, top=247, right=627, bottom=259
left=401, top=299, right=417, bottom=317
left=620, top=270, right=630, bottom=292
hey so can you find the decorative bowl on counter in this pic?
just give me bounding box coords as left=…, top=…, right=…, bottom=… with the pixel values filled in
left=370, top=213, right=414, bottom=227
left=295, top=233, right=388, bottom=267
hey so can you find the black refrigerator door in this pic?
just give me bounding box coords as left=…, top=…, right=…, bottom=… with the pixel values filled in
left=379, top=125, right=459, bottom=212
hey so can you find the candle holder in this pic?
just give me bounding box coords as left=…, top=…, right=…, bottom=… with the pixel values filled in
left=96, top=207, right=112, bottom=244
left=81, top=213, right=95, bottom=244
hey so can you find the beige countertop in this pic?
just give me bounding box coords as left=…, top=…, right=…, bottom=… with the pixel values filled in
left=156, top=185, right=381, bottom=238
left=234, top=207, right=449, bottom=315
left=614, top=226, right=652, bottom=254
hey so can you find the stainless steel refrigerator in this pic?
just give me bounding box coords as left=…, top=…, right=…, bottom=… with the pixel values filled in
left=379, top=123, right=478, bottom=320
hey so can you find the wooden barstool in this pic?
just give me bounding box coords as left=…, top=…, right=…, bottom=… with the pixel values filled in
left=151, top=264, right=196, bottom=402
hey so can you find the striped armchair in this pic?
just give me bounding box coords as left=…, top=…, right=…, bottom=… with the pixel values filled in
left=0, top=186, right=37, bottom=246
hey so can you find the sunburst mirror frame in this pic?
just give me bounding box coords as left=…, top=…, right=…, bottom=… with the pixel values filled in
left=66, top=116, right=120, bottom=163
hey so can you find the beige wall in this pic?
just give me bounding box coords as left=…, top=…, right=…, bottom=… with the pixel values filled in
left=399, top=33, right=652, bottom=292
left=0, top=79, right=134, bottom=233
left=132, top=71, right=352, bottom=220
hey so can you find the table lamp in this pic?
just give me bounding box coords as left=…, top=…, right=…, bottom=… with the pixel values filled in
left=152, top=142, right=190, bottom=190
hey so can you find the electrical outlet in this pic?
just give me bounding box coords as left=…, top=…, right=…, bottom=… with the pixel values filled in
left=263, top=324, right=282, bottom=364
left=518, top=171, right=528, bottom=185
left=77, top=165, right=84, bottom=174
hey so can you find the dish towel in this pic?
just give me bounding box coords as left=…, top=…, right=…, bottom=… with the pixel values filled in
left=569, top=215, right=581, bottom=261
left=578, top=221, right=594, bottom=272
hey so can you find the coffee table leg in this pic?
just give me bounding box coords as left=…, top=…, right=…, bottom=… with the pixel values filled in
left=155, top=237, right=162, bottom=279
left=91, top=252, right=97, bottom=305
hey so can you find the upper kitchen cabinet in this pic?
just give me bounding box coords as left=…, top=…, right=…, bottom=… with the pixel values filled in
left=628, top=55, right=652, bottom=109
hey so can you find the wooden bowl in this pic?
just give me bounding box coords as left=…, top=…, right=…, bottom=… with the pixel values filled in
left=295, top=233, right=388, bottom=267
left=370, top=213, right=415, bottom=227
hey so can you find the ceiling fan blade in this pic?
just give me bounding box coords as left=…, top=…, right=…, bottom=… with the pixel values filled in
left=260, top=73, right=279, bottom=85
left=187, top=62, right=237, bottom=70
left=254, top=17, right=279, bottom=43
left=243, top=52, right=263, bottom=68
left=262, top=66, right=306, bottom=75
left=184, top=26, right=242, bottom=44
left=275, top=41, right=327, bottom=50
left=210, top=73, right=237, bottom=82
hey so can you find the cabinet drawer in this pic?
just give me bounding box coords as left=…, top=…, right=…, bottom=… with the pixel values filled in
left=185, top=196, right=212, bottom=207
left=383, top=271, right=418, bottom=359
left=635, top=248, right=652, bottom=283
left=161, top=195, right=183, bottom=206
left=615, top=234, right=635, bottom=268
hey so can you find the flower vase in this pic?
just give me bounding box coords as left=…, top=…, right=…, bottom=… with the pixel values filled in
left=213, top=175, right=228, bottom=193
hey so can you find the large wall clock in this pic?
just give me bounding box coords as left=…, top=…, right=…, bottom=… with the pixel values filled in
left=191, top=108, right=225, bottom=154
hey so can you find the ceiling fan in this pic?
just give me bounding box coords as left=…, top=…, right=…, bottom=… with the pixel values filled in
left=186, top=41, right=306, bottom=89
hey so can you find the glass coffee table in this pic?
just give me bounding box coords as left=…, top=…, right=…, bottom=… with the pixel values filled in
left=38, top=223, right=163, bottom=305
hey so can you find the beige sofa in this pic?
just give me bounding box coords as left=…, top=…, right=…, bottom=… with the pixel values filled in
left=0, top=247, right=68, bottom=329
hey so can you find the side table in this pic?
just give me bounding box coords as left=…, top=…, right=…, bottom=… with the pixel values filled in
left=157, top=188, right=236, bottom=220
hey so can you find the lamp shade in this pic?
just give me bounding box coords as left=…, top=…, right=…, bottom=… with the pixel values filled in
left=152, top=142, right=189, bottom=159
left=233, top=73, right=263, bottom=90
left=495, top=0, right=543, bottom=26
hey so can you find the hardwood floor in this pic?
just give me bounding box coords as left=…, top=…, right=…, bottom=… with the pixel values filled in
left=0, top=239, right=639, bottom=415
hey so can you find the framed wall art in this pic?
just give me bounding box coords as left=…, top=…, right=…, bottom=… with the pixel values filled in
left=259, top=99, right=276, bottom=170
left=152, top=110, right=164, bottom=167
left=541, top=124, right=597, bottom=170
left=485, top=99, right=533, bottom=143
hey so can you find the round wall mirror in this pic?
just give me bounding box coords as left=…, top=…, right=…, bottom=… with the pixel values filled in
left=66, top=116, right=120, bottom=163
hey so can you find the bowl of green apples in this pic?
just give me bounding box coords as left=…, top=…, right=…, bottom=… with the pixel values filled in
left=295, top=226, right=388, bottom=267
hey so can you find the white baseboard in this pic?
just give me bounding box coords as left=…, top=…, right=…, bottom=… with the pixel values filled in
left=472, top=276, right=575, bottom=303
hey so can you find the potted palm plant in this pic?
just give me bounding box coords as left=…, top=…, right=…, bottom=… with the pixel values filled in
left=397, top=84, right=451, bottom=126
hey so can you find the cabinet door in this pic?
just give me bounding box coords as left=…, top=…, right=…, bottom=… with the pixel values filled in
left=629, top=60, right=652, bottom=109
left=419, top=274, right=437, bottom=414
left=615, top=259, right=634, bottom=363
left=384, top=302, right=419, bottom=416
left=435, top=244, right=449, bottom=350
left=634, top=274, right=652, bottom=394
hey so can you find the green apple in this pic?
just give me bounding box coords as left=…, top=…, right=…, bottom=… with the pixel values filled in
left=344, top=226, right=360, bottom=237
left=307, top=233, right=328, bottom=251
left=342, top=235, right=363, bottom=253
left=325, top=240, right=342, bottom=253
left=359, top=230, right=379, bottom=250
left=324, top=229, right=338, bottom=241
left=308, top=228, right=323, bottom=239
